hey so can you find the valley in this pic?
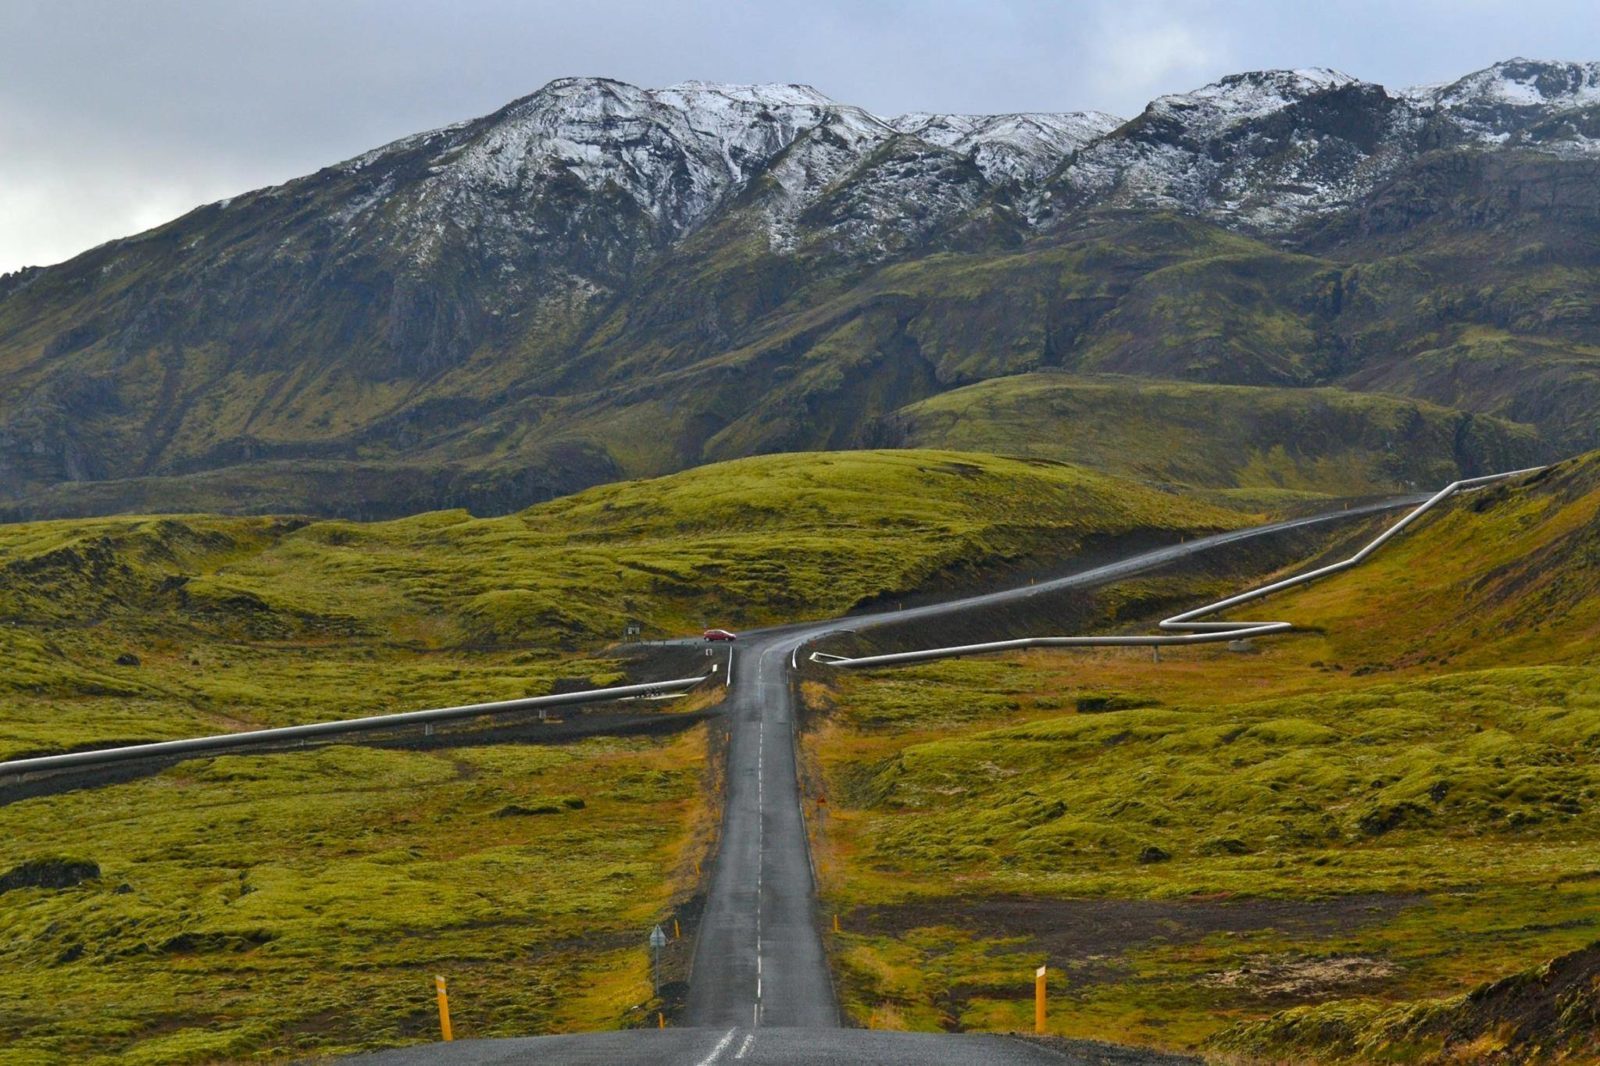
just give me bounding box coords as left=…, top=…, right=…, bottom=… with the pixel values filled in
left=3, top=39, right=1600, bottom=1066
left=4, top=450, right=1596, bottom=1062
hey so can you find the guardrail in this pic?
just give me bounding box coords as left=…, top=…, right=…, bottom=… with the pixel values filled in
left=0, top=673, right=712, bottom=778
left=811, top=466, right=1547, bottom=670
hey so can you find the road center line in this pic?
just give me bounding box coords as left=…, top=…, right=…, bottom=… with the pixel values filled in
left=735, top=1032, right=756, bottom=1059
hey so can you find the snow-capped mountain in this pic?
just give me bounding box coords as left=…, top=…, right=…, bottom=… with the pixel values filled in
left=312, top=59, right=1600, bottom=269
left=1409, top=58, right=1600, bottom=143
left=889, top=111, right=1123, bottom=183
left=1038, top=68, right=1425, bottom=229
left=325, top=78, right=883, bottom=265
left=3, top=59, right=1599, bottom=521
left=320, top=76, right=1121, bottom=267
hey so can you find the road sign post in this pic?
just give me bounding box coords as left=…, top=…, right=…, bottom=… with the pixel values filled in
left=435, top=974, right=454, bottom=1041
left=1034, top=965, right=1047, bottom=1034
left=649, top=924, right=667, bottom=994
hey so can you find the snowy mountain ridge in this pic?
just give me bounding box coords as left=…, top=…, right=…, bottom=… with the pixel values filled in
left=291, top=57, right=1600, bottom=266
left=4, top=61, right=1599, bottom=521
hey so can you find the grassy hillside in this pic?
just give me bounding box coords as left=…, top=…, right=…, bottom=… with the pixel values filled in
left=803, top=454, right=1600, bottom=1056
left=1211, top=940, right=1600, bottom=1064
left=0, top=449, right=1242, bottom=760
left=0, top=731, right=713, bottom=1063
left=887, top=373, right=1540, bottom=503
left=0, top=447, right=1248, bottom=1061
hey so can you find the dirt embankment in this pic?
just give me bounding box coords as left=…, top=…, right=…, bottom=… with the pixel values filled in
left=1211, top=939, right=1600, bottom=1064
left=851, top=893, right=1419, bottom=992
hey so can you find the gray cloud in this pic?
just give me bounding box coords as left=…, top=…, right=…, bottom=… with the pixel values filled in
left=4, top=0, right=1600, bottom=273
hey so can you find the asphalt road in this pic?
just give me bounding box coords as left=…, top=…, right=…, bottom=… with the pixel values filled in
left=682, top=499, right=1412, bottom=1034
left=345, top=501, right=1407, bottom=1064
left=345, top=1027, right=1199, bottom=1064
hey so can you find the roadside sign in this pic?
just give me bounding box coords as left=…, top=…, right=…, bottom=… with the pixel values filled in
left=649, top=924, right=668, bottom=994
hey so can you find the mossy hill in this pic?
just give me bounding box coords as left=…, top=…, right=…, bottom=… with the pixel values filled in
left=888, top=372, right=1540, bottom=504
left=1211, top=939, right=1600, bottom=1064
left=0, top=447, right=1240, bottom=1061
left=804, top=451, right=1600, bottom=1056
left=0, top=448, right=1239, bottom=758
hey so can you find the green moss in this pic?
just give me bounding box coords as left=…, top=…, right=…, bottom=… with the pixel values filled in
left=0, top=449, right=1240, bottom=756
left=807, top=455, right=1600, bottom=1054
left=894, top=373, right=1540, bottom=500
left=0, top=731, right=710, bottom=1062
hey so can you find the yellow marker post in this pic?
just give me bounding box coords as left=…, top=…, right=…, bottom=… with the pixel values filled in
left=658, top=1011, right=666, bottom=1029
left=435, top=974, right=454, bottom=1042
left=1034, top=965, right=1047, bottom=1034
left=833, top=913, right=841, bottom=933
left=674, top=918, right=681, bottom=939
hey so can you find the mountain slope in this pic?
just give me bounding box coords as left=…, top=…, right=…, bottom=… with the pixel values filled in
left=3, top=61, right=1599, bottom=519
left=887, top=372, right=1540, bottom=502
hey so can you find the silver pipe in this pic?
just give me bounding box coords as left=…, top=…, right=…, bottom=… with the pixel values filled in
left=818, top=465, right=1546, bottom=670
left=0, top=674, right=710, bottom=777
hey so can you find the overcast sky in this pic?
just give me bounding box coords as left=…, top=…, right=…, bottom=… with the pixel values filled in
left=4, top=0, right=1600, bottom=274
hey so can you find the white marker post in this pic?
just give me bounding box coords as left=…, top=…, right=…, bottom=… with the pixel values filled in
left=649, top=924, right=668, bottom=995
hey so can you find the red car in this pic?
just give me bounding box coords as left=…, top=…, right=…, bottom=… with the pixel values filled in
left=703, top=628, right=738, bottom=642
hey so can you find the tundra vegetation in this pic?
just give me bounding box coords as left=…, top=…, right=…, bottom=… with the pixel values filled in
left=805, top=453, right=1600, bottom=1063
left=0, top=449, right=1239, bottom=760
left=0, top=449, right=1237, bottom=1061
left=0, top=732, right=712, bottom=1063
left=889, top=372, right=1539, bottom=509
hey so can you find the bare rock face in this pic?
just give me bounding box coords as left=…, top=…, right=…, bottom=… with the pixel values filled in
left=1406, top=58, right=1600, bottom=146
left=0, top=859, right=101, bottom=894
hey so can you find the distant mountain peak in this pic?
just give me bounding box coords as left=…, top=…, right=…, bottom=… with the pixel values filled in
left=1414, top=57, right=1600, bottom=107
left=1150, top=67, right=1372, bottom=129
left=1209, top=66, right=1361, bottom=92
left=886, top=110, right=1124, bottom=182
left=1406, top=57, right=1600, bottom=143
